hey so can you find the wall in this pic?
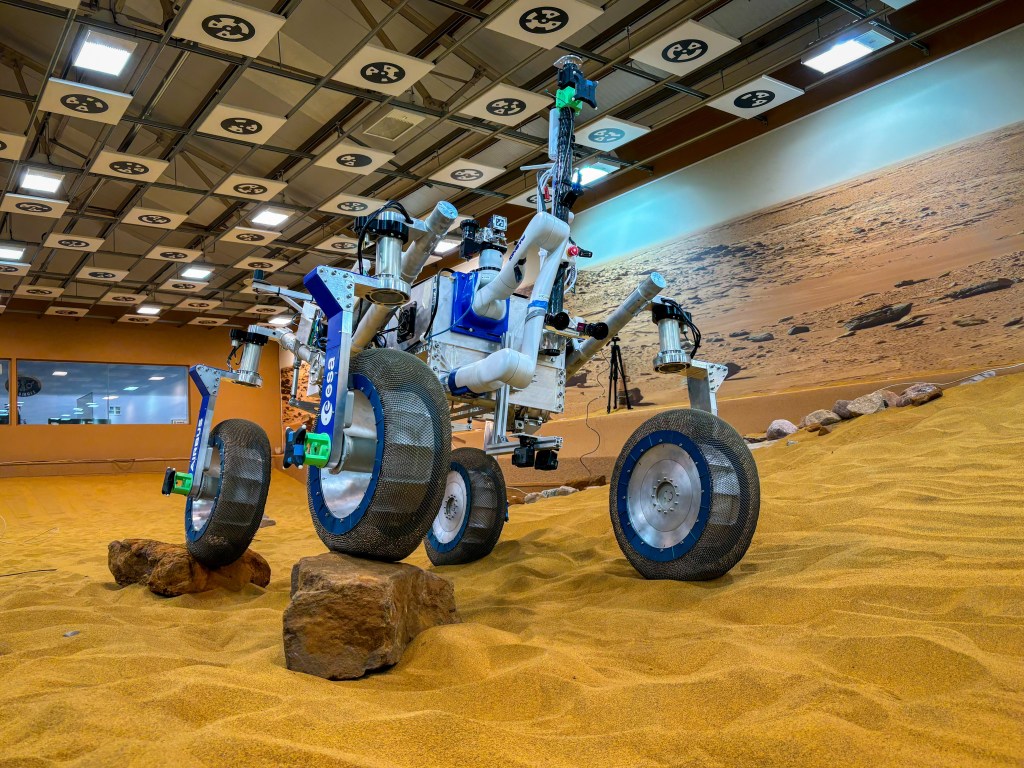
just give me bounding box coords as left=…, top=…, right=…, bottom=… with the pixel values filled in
left=0, top=314, right=283, bottom=477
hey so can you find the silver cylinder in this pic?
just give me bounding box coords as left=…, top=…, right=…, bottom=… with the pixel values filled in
left=237, top=342, right=264, bottom=387
left=654, top=317, right=690, bottom=373
left=565, top=272, right=667, bottom=377
left=367, top=210, right=410, bottom=306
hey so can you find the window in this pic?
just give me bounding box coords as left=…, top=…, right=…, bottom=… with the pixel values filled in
left=13, top=361, right=189, bottom=425
left=0, top=359, right=9, bottom=425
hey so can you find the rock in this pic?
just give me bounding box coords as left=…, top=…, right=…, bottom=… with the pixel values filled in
left=953, top=317, right=987, bottom=327
left=838, top=330, right=856, bottom=339
left=766, top=419, right=798, bottom=440
left=524, top=492, right=542, bottom=504
left=832, top=399, right=854, bottom=419
left=788, top=325, right=811, bottom=335
left=778, top=315, right=794, bottom=323
left=944, top=278, right=1013, bottom=300
left=844, top=303, right=913, bottom=331
left=894, top=317, right=926, bottom=330
left=744, top=434, right=768, bottom=444
left=748, top=332, right=775, bottom=342
left=847, top=392, right=887, bottom=417
left=283, top=553, right=459, bottom=680
left=565, top=475, right=606, bottom=491
left=541, top=486, right=577, bottom=499
left=959, top=370, right=996, bottom=386
left=1005, top=317, right=1023, bottom=327
left=507, top=488, right=527, bottom=505
left=729, top=329, right=751, bottom=338
left=895, top=278, right=928, bottom=288
left=618, top=387, right=649, bottom=407
left=108, top=539, right=270, bottom=597
left=786, top=440, right=798, bottom=446
left=801, top=410, right=840, bottom=431
left=901, top=383, right=942, bottom=405
left=566, top=371, right=588, bottom=388
left=871, top=389, right=905, bottom=408
left=259, top=516, right=276, bottom=528
left=724, top=362, right=742, bottom=379
left=817, top=423, right=835, bottom=436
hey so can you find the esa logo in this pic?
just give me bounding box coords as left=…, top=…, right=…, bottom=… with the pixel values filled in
left=320, top=355, right=336, bottom=426
left=189, top=416, right=205, bottom=473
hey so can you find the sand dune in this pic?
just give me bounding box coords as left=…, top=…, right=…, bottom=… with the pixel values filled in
left=2, top=375, right=1023, bottom=766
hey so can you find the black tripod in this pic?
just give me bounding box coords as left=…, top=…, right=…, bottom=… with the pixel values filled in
left=607, top=337, right=632, bottom=414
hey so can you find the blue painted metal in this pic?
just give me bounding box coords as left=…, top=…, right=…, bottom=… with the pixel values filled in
left=615, top=429, right=712, bottom=562
left=447, top=369, right=481, bottom=398
left=450, top=271, right=508, bottom=342
left=307, top=373, right=384, bottom=535
left=304, top=269, right=347, bottom=445
left=426, top=462, right=472, bottom=554
left=184, top=365, right=214, bottom=541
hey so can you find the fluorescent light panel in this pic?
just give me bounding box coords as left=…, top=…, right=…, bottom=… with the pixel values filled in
left=136, top=305, right=161, bottom=315
left=803, top=30, right=893, bottom=74
left=251, top=208, right=290, bottom=228
left=52, top=371, right=68, bottom=376
left=73, top=30, right=136, bottom=76
left=0, top=244, right=26, bottom=261
left=268, top=315, right=292, bottom=326
left=21, top=169, right=64, bottom=194
left=577, top=161, right=617, bottom=186
left=181, top=266, right=213, bottom=279
left=148, top=375, right=165, bottom=381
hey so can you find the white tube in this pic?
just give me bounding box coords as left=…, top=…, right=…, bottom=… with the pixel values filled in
left=451, top=236, right=567, bottom=394
left=472, top=212, right=568, bottom=320
left=352, top=201, right=457, bottom=350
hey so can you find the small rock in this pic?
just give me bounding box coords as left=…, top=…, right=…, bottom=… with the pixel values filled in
left=832, top=399, right=854, bottom=419
left=724, top=362, right=743, bottom=379
left=901, top=383, right=942, bottom=405
left=801, top=410, right=841, bottom=431
left=748, top=332, right=775, bottom=342
left=1005, top=317, right=1023, bottom=327
left=817, top=423, right=835, bottom=436
left=63, top=630, right=80, bottom=638
left=729, top=329, right=751, bottom=338
left=108, top=539, right=271, bottom=597
left=945, top=278, right=1013, bottom=300
left=959, top=370, right=996, bottom=386
left=847, top=392, right=887, bottom=417
left=283, top=553, right=459, bottom=680
left=844, top=303, right=913, bottom=331
left=786, top=440, right=798, bottom=446
left=895, top=278, right=928, bottom=288
left=953, top=317, right=987, bottom=327
left=788, top=325, right=811, bottom=335
left=744, top=434, right=767, bottom=444
left=259, top=516, right=276, bottom=528
left=524, top=492, right=542, bottom=504
left=838, top=330, right=856, bottom=339
left=541, top=486, right=577, bottom=499
left=778, top=316, right=794, bottom=323
left=565, top=476, right=606, bottom=491
left=766, top=419, right=798, bottom=440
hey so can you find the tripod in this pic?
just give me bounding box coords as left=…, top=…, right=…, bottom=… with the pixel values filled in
left=607, top=337, right=632, bottom=414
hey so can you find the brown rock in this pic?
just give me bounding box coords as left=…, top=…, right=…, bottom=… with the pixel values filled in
left=944, top=278, right=1013, bottom=300
left=766, top=419, right=798, bottom=440
left=107, top=539, right=270, bottom=597
left=832, top=399, right=854, bottom=419
left=872, top=389, right=905, bottom=408
left=953, top=317, right=987, bottom=328
left=802, top=409, right=841, bottom=430
left=844, top=303, right=913, bottom=332
left=847, top=392, right=887, bottom=417
left=565, top=475, right=607, bottom=491
left=901, top=383, right=943, bottom=405
left=283, top=553, right=459, bottom=680
left=817, top=423, right=835, bottom=436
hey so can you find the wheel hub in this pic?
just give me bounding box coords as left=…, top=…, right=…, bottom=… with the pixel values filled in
left=317, top=390, right=377, bottom=522
left=626, top=444, right=702, bottom=549
left=431, top=470, right=468, bottom=544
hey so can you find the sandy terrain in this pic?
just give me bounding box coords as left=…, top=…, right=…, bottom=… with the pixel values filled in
left=564, top=120, right=1024, bottom=416
left=1, top=373, right=1023, bottom=767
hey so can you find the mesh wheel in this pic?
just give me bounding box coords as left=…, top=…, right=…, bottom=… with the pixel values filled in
left=185, top=419, right=272, bottom=568
left=425, top=447, right=507, bottom=566
left=610, top=408, right=759, bottom=580
left=308, top=348, right=452, bottom=561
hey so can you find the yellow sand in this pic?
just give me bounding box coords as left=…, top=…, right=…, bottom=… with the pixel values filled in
left=2, top=375, right=1023, bottom=767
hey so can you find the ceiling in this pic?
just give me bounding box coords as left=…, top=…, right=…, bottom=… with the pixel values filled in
left=0, top=0, right=1016, bottom=328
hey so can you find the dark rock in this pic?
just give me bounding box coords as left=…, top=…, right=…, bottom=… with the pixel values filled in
left=953, top=317, right=987, bottom=327
left=894, top=317, right=926, bottom=330
left=844, top=303, right=913, bottom=331
left=894, top=279, right=928, bottom=288
left=832, top=400, right=854, bottom=419
left=724, top=362, right=742, bottom=379
left=945, top=278, right=1013, bottom=300
left=817, top=423, right=835, bottom=436
left=766, top=419, right=798, bottom=440
left=108, top=539, right=270, bottom=597
left=729, top=330, right=751, bottom=338
left=565, top=475, right=607, bottom=491
left=567, top=371, right=589, bottom=388
left=778, top=316, right=794, bottom=323
left=838, top=330, right=856, bottom=339
left=1005, top=317, right=1023, bottom=327
left=901, top=383, right=942, bottom=405
left=744, top=434, right=767, bottom=444
left=788, top=325, right=810, bottom=335
left=748, top=332, right=775, bottom=342
left=283, top=553, right=459, bottom=680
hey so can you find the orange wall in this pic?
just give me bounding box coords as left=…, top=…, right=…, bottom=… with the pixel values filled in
left=0, top=314, right=282, bottom=477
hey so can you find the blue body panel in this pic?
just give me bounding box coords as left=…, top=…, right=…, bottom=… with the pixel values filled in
left=450, top=271, right=509, bottom=342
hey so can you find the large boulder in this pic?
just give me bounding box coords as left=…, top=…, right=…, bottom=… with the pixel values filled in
left=847, top=392, right=888, bottom=417
left=801, top=410, right=841, bottom=431
left=844, top=303, right=913, bottom=331
left=832, top=399, right=854, bottom=420
left=766, top=419, right=798, bottom=440
left=871, top=389, right=905, bottom=408
left=901, top=383, right=942, bottom=405
left=944, top=278, right=1013, bottom=300
left=283, top=553, right=459, bottom=680
left=108, top=539, right=270, bottom=597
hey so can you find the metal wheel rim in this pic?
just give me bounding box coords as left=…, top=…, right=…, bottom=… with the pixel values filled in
left=431, top=469, right=468, bottom=545
left=189, top=443, right=220, bottom=533
left=626, top=443, right=702, bottom=549
left=316, top=389, right=377, bottom=522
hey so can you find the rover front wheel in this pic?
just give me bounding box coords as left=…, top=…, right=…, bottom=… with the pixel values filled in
left=610, top=408, right=759, bottom=580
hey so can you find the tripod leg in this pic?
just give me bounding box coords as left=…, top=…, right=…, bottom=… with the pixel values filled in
left=617, top=345, right=632, bottom=410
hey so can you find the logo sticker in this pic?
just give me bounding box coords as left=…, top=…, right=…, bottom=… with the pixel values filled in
left=236, top=232, right=265, bottom=242
left=88, top=271, right=117, bottom=279
left=160, top=250, right=188, bottom=259
left=140, top=214, right=172, bottom=225
left=335, top=153, right=373, bottom=168
left=16, top=202, right=53, bottom=213
left=246, top=261, right=274, bottom=269
left=58, top=239, right=90, bottom=248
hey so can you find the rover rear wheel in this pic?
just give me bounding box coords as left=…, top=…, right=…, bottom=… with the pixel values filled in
left=308, top=348, right=451, bottom=561
left=185, top=419, right=272, bottom=568
left=610, top=408, right=758, bottom=580
left=425, top=447, right=507, bottom=566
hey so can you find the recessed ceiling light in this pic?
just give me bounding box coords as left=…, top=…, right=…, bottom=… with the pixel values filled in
left=21, top=169, right=64, bottom=194
left=136, top=305, right=161, bottom=315
left=102, top=395, right=119, bottom=401
left=250, top=208, right=291, bottom=228
left=73, top=30, right=137, bottom=76
left=86, top=402, right=98, bottom=407
left=52, top=370, right=68, bottom=376
left=577, top=162, right=616, bottom=186
left=123, top=386, right=139, bottom=391
left=148, top=376, right=165, bottom=381
left=434, top=239, right=460, bottom=254
left=803, top=30, right=893, bottom=74
left=0, top=243, right=26, bottom=261
left=268, top=315, right=292, bottom=326
left=181, top=266, right=213, bottom=280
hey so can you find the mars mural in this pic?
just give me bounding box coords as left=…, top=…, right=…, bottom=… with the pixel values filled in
left=562, top=120, right=1024, bottom=417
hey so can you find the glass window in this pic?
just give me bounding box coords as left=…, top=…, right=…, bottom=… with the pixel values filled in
left=0, top=359, right=10, bottom=425
left=14, top=361, right=189, bottom=425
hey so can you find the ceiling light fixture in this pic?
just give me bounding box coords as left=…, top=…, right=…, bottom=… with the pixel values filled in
left=73, top=30, right=137, bottom=76
left=181, top=266, right=213, bottom=280
left=802, top=29, right=893, bottom=74
left=0, top=243, right=26, bottom=261
left=136, top=305, right=161, bottom=315
left=102, top=395, right=119, bottom=401
left=577, top=161, right=616, bottom=186
left=268, top=315, right=292, bottom=326
left=52, top=371, right=68, bottom=377
left=123, top=386, right=139, bottom=391
left=148, top=376, right=165, bottom=381
left=21, top=169, right=64, bottom=194
left=434, top=239, right=461, bottom=254
left=250, top=208, right=290, bottom=228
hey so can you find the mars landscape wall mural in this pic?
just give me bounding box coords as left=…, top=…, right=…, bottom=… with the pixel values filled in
left=562, top=119, right=1024, bottom=417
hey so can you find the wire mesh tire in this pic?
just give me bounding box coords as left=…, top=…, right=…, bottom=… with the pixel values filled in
left=185, top=419, right=272, bottom=569
left=424, top=447, right=507, bottom=566
left=308, top=348, right=452, bottom=561
left=609, top=408, right=759, bottom=580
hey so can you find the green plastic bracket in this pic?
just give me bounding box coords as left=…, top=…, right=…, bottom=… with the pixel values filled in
left=171, top=472, right=193, bottom=496
left=555, top=86, right=583, bottom=114
left=304, top=432, right=332, bottom=468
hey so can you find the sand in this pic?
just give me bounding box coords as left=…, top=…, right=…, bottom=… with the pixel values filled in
left=2, top=374, right=1023, bottom=767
